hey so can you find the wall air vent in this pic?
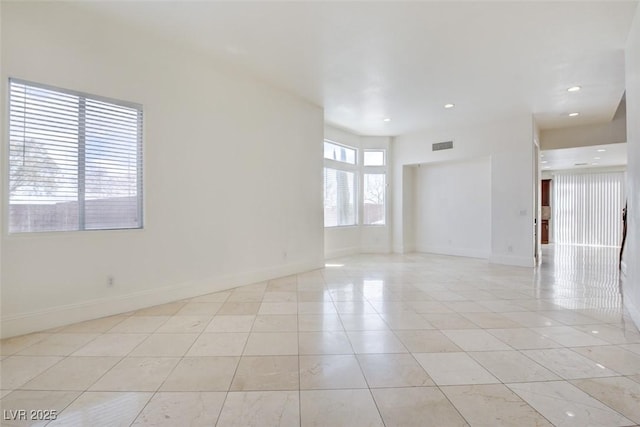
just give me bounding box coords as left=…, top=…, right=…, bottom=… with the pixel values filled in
left=574, top=162, right=588, bottom=166
left=432, top=140, right=454, bottom=151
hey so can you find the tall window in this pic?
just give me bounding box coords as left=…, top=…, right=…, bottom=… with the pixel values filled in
left=8, top=79, right=143, bottom=233
left=323, top=140, right=357, bottom=227
left=553, top=171, right=625, bottom=246
left=363, top=149, right=386, bottom=225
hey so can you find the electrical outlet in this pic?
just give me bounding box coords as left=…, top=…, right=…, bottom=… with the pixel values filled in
left=107, top=275, right=115, bottom=287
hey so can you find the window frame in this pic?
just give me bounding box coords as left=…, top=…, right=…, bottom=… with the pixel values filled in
left=361, top=149, right=387, bottom=226
left=6, top=78, right=144, bottom=234
left=323, top=139, right=358, bottom=228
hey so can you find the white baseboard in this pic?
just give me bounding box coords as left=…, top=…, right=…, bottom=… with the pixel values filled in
left=324, top=246, right=360, bottom=259
left=360, top=246, right=391, bottom=254
left=416, top=245, right=489, bottom=260
left=1, top=259, right=323, bottom=339
left=489, top=254, right=535, bottom=268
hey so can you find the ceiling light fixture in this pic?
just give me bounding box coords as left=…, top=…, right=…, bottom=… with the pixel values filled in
left=383, top=118, right=391, bottom=122
left=541, top=161, right=548, bottom=164
left=597, top=149, right=606, bottom=152
left=569, top=112, right=580, bottom=117
left=444, top=103, right=455, bottom=109
left=567, top=86, right=581, bottom=92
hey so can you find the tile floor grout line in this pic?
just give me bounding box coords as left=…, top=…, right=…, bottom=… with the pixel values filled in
left=3, top=249, right=640, bottom=426
left=128, top=295, right=223, bottom=425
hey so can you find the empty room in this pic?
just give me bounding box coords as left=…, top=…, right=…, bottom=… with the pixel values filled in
left=1, top=1, right=640, bottom=426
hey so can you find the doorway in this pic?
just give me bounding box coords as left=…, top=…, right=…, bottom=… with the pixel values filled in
left=541, top=179, right=551, bottom=244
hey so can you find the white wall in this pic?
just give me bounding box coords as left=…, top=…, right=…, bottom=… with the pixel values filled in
left=540, top=114, right=627, bottom=150
left=533, top=119, right=541, bottom=263
left=323, top=126, right=392, bottom=258
left=0, top=1, right=3, bottom=328
left=1, top=3, right=324, bottom=337
left=393, top=114, right=535, bottom=267
left=414, top=157, right=491, bottom=258
left=400, top=165, right=416, bottom=253
left=624, top=5, right=640, bottom=330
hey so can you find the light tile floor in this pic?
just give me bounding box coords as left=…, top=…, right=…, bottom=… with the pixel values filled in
left=2, top=245, right=640, bottom=426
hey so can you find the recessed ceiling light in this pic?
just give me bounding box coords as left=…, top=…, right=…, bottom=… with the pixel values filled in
left=569, top=112, right=580, bottom=117
left=444, top=103, right=455, bottom=109
left=597, top=149, right=606, bottom=152
left=543, top=166, right=550, bottom=169
left=540, top=154, right=545, bottom=157
left=541, top=161, right=548, bottom=164
left=383, top=118, right=391, bottom=122
left=594, top=157, right=601, bottom=160
left=567, top=86, right=581, bottom=92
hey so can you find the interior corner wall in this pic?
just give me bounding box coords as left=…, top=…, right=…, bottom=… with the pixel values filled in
left=533, top=118, right=542, bottom=261
left=400, top=165, right=416, bottom=253
left=393, top=114, right=535, bottom=267
left=0, top=2, right=324, bottom=338
left=414, top=157, right=491, bottom=259
left=623, top=4, right=640, bottom=330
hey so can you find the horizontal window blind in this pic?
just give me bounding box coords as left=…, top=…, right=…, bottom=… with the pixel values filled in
left=553, top=172, right=625, bottom=247
left=9, top=79, right=143, bottom=233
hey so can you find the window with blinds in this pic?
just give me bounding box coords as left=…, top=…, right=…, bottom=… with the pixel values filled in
left=8, top=79, right=143, bottom=233
left=323, top=168, right=356, bottom=227
left=553, top=172, right=625, bottom=247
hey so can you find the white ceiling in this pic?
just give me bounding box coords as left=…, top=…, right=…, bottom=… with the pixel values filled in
left=541, top=143, right=627, bottom=171
left=77, top=1, right=638, bottom=136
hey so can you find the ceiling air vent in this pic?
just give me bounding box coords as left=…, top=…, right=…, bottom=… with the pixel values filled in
left=574, top=162, right=588, bottom=166
left=432, top=140, right=453, bottom=151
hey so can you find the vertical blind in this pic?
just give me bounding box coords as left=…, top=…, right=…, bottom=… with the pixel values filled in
left=553, top=172, right=625, bottom=247
left=9, top=79, right=143, bottom=233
